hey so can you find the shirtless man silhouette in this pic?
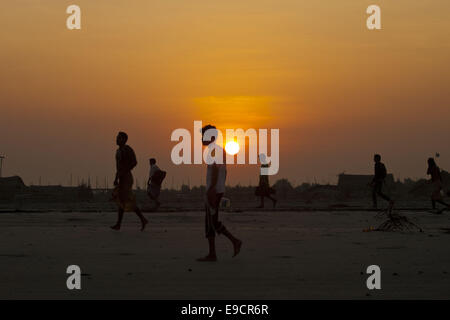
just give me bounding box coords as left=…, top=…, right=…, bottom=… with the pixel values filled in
left=110, top=131, right=148, bottom=231
left=370, top=154, right=394, bottom=209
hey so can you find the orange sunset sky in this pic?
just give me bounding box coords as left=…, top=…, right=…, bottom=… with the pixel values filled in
left=1, top=0, right=449, bottom=188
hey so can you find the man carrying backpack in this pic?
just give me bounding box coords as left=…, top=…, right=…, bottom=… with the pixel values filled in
left=147, top=158, right=165, bottom=210
left=371, top=154, right=394, bottom=209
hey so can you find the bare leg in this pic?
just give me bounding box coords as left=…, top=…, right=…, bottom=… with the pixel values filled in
left=197, top=237, right=217, bottom=262
left=208, top=237, right=216, bottom=257
left=197, top=204, right=218, bottom=262
left=111, top=207, right=124, bottom=230
left=134, top=206, right=148, bottom=231
left=376, top=186, right=394, bottom=209
left=257, top=196, right=264, bottom=208
left=268, top=195, right=277, bottom=208
left=221, top=229, right=242, bottom=257
left=377, top=190, right=391, bottom=202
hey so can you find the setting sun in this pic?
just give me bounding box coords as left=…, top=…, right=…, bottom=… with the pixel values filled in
left=225, top=141, right=240, bottom=155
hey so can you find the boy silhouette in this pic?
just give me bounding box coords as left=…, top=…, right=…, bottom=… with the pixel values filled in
left=371, top=154, right=394, bottom=209
left=197, top=125, right=242, bottom=262
left=111, top=132, right=148, bottom=231
left=147, top=158, right=162, bottom=209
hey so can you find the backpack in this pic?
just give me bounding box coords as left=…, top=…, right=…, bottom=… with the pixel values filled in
left=151, top=170, right=167, bottom=186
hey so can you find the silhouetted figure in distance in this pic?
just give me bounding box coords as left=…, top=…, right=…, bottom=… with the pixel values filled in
left=256, top=154, right=277, bottom=208
left=111, top=131, right=148, bottom=231
left=147, top=158, right=164, bottom=210
left=371, top=154, right=394, bottom=209
left=427, top=157, right=449, bottom=210
left=197, top=124, right=242, bottom=262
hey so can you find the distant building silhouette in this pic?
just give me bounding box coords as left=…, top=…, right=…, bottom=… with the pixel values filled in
left=0, top=176, right=26, bottom=201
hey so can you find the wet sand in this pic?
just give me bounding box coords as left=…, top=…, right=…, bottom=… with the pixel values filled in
left=1, top=209, right=449, bottom=299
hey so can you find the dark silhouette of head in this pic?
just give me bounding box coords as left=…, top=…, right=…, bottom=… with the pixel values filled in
left=116, top=131, right=128, bottom=146
left=428, top=157, right=436, bottom=168
left=374, top=154, right=381, bottom=163
left=149, top=158, right=156, bottom=165
left=201, top=124, right=217, bottom=146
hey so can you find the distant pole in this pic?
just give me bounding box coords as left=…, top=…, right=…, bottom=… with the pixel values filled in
left=0, top=155, right=4, bottom=178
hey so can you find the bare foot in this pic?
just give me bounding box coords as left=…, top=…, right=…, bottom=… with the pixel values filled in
left=110, top=224, right=121, bottom=231
left=196, top=255, right=217, bottom=262
left=141, top=218, right=148, bottom=232
left=233, top=239, right=242, bottom=257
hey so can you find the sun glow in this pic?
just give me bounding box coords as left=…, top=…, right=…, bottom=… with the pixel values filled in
left=225, top=141, right=240, bottom=155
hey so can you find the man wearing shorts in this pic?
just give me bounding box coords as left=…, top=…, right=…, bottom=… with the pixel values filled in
left=197, top=124, right=242, bottom=262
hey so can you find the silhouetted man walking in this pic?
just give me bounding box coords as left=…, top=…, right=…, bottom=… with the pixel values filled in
left=371, top=154, right=394, bottom=209
left=197, top=125, right=242, bottom=262
left=256, top=153, right=277, bottom=208
left=147, top=158, right=164, bottom=209
left=111, top=131, right=148, bottom=231
left=427, top=157, right=450, bottom=212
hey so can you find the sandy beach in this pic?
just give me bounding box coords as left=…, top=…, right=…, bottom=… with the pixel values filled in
left=1, top=209, right=449, bottom=299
